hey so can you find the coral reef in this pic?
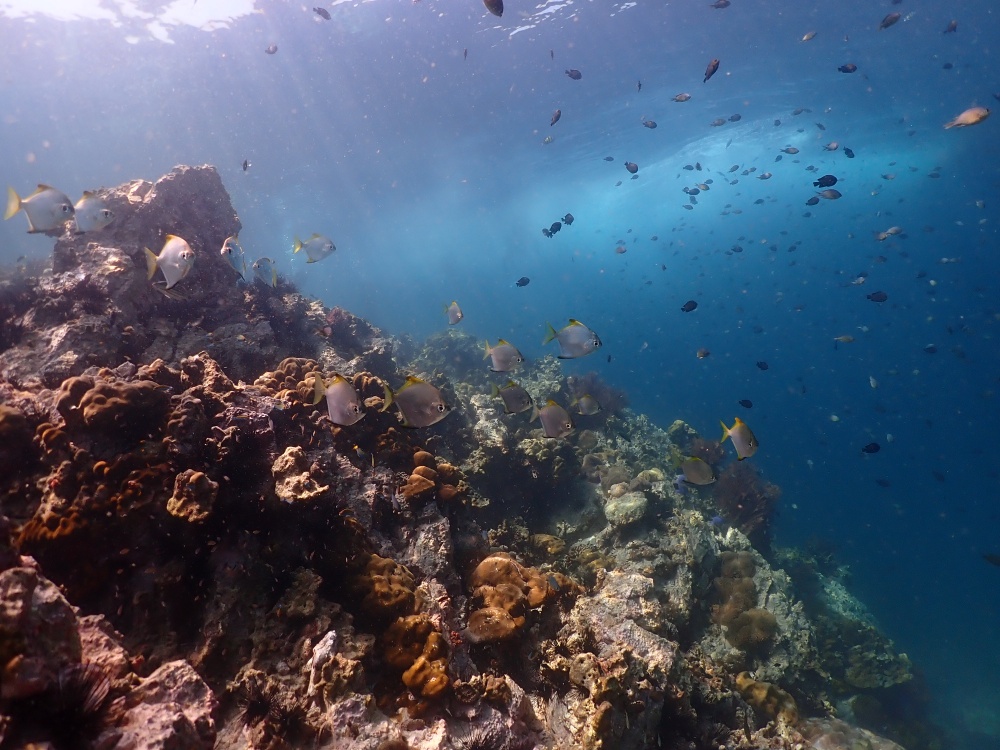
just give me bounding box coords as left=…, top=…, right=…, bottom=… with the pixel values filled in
left=0, top=165, right=936, bottom=750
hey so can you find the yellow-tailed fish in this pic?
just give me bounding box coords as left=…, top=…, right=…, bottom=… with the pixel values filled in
left=720, top=416, right=758, bottom=460
left=221, top=236, right=247, bottom=280
left=252, top=257, right=278, bottom=287
left=484, top=339, right=523, bottom=372
left=382, top=376, right=449, bottom=428
left=490, top=380, right=533, bottom=414
left=313, top=372, right=365, bottom=426
left=531, top=399, right=574, bottom=439
left=445, top=301, right=464, bottom=325
left=293, top=233, right=336, bottom=263
left=5, top=184, right=74, bottom=233
left=145, top=234, right=195, bottom=293
left=543, top=319, right=602, bottom=359
left=73, top=191, right=114, bottom=233
left=571, top=394, right=601, bottom=416
left=680, top=456, right=715, bottom=485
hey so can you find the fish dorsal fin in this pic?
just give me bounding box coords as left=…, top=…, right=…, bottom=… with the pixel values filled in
left=309, top=233, right=322, bottom=240
left=568, top=319, right=584, bottom=327
left=165, top=234, right=179, bottom=242
left=34, top=184, right=54, bottom=194
left=546, top=399, right=559, bottom=407
left=490, top=384, right=500, bottom=397
left=400, top=376, right=425, bottom=390
left=81, top=190, right=94, bottom=198
left=506, top=380, right=518, bottom=388
left=497, top=338, right=511, bottom=346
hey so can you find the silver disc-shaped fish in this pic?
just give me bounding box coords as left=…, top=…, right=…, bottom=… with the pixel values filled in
left=532, top=400, right=574, bottom=439
left=293, top=233, right=336, bottom=263
left=145, top=234, right=195, bottom=289
left=484, top=339, right=523, bottom=372
left=446, top=301, right=464, bottom=325
left=322, top=373, right=365, bottom=426
left=73, top=191, right=114, bottom=233
left=382, top=376, right=449, bottom=428
left=720, top=417, right=758, bottom=460
left=4, top=184, right=75, bottom=233
left=491, top=380, right=533, bottom=414
left=543, top=319, right=602, bottom=358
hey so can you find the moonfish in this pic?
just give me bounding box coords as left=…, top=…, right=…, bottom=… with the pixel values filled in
left=531, top=400, right=574, bottom=439
left=316, top=373, right=365, bottom=426
left=571, top=394, right=601, bottom=416
left=145, top=234, right=194, bottom=290
left=543, top=319, right=602, bottom=358
left=220, top=236, right=247, bottom=280
left=251, top=257, right=278, bottom=287
left=293, top=233, right=336, bottom=263
left=5, top=184, right=74, bottom=233
left=680, top=457, right=715, bottom=485
left=484, top=339, right=523, bottom=372
left=943, top=107, right=989, bottom=129
left=491, top=380, right=533, bottom=414
left=483, top=0, right=502, bottom=17
left=446, top=301, right=464, bottom=325
left=381, top=376, right=449, bottom=428
left=73, top=191, right=114, bottom=233
left=720, top=416, right=759, bottom=460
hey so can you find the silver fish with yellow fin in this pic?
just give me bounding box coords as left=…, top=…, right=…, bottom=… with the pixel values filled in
left=446, top=301, right=464, bottom=325
left=484, top=339, right=523, bottom=372
left=313, top=372, right=365, bottom=426
left=145, top=234, right=195, bottom=297
left=720, top=416, right=758, bottom=460
left=571, top=394, right=601, bottom=416
left=293, top=233, right=336, bottom=263
left=73, top=191, right=114, bottom=233
left=680, top=456, right=715, bottom=485
left=543, top=319, right=602, bottom=358
left=220, top=236, right=247, bottom=280
left=5, top=184, right=74, bottom=233
left=531, top=399, right=574, bottom=439
left=382, top=376, right=449, bottom=428
left=491, top=380, right=533, bottom=414
left=252, top=257, right=278, bottom=287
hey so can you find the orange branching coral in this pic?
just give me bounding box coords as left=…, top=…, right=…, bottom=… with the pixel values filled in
left=713, top=462, right=781, bottom=549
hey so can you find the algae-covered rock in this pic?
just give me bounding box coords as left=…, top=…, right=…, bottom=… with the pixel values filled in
left=603, top=490, right=648, bottom=528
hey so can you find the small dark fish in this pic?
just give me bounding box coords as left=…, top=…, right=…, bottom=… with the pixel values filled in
left=549, top=221, right=562, bottom=235
left=924, top=344, right=938, bottom=354
left=637, top=80, right=642, bottom=92
left=264, top=44, right=278, bottom=54
left=844, top=147, right=855, bottom=158
left=710, top=0, right=730, bottom=7
left=562, top=213, right=574, bottom=225
left=643, top=120, right=657, bottom=129
left=805, top=196, right=819, bottom=206
left=879, top=12, right=901, bottom=30
left=541, top=228, right=552, bottom=238
left=242, top=159, right=251, bottom=172
left=515, top=276, right=530, bottom=287
left=942, top=62, right=953, bottom=70
left=680, top=300, right=698, bottom=312
left=565, top=69, right=582, bottom=80
left=982, top=553, right=1000, bottom=567
left=607, top=355, right=612, bottom=363
left=838, top=63, right=857, bottom=73
left=484, top=0, right=503, bottom=17
left=624, top=161, right=639, bottom=174
left=313, top=6, right=331, bottom=20
left=814, top=174, right=837, bottom=187
left=710, top=118, right=726, bottom=127
left=862, top=442, right=881, bottom=454
left=867, top=290, right=888, bottom=303
left=703, top=58, right=720, bottom=83
left=738, top=399, right=753, bottom=408
left=464, top=48, right=468, bottom=61
left=604, top=156, right=614, bottom=162
left=550, top=109, right=561, bottom=126
left=550, top=49, right=554, bottom=60
left=684, top=164, right=695, bottom=171
left=729, top=113, right=741, bottom=122
left=696, top=348, right=710, bottom=359
left=756, top=361, right=768, bottom=370
left=875, top=478, right=891, bottom=488
left=774, top=119, right=781, bottom=126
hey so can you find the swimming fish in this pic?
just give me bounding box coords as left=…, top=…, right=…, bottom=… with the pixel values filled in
left=801, top=31, right=816, bottom=42
left=813, top=174, right=837, bottom=187
left=729, top=113, right=741, bottom=122
left=314, top=372, right=365, bottom=426
left=313, top=6, right=331, bottom=20
left=673, top=93, right=692, bottom=102
left=483, top=0, right=503, bottom=17
left=571, top=394, right=601, bottom=416
left=681, top=300, right=698, bottom=312
left=709, top=0, right=730, bottom=7
left=382, top=376, right=449, bottom=428
left=5, top=184, right=74, bottom=233
left=515, top=276, right=530, bottom=287
left=879, top=12, right=901, bottom=30
left=550, top=109, right=562, bottom=126
left=838, top=63, right=857, bottom=73
left=543, top=319, right=602, bottom=359
left=531, top=399, right=574, bottom=439
left=696, top=348, right=711, bottom=359
left=565, top=69, right=582, bottom=80
left=562, top=213, right=574, bottom=225
left=944, top=107, right=990, bottom=129
left=624, top=162, right=639, bottom=174
left=221, top=236, right=247, bottom=280
left=862, top=442, right=881, bottom=454
left=643, top=120, right=657, bottom=129
left=293, top=233, right=336, bottom=263
left=484, top=339, right=524, bottom=372
left=817, top=189, right=842, bottom=200
left=720, top=416, right=759, bottom=460
left=943, top=19, right=958, bottom=33
left=833, top=335, right=855, bottom=344
left=491, top=380, right=533, bottom=414
left=73, top=191, right=114, bottom=233
left=781, top=147, right=799, bottom=154
left=242, top=159, right=251, bottom=172
left=145, top=234, right=195, bottom=291
left=875, top=226, right=902, bottom=241
left=843, top=147, right=855, bottom=158
left=680, top=456, right=715, bottom=485
left=867, top=290, right=888, bottom=303
left=756, top=361, right=768, bottom=370
left=445, top=301, right=464, bottom=325
left=703, top=58, right=720, bottom=83
left=264, top=44, right=278, bottom=55
left=252, top=257, right=278, bottom=287
left=738, top=399, right=753, bottom=408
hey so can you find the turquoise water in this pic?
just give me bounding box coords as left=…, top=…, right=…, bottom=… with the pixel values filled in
left=1, top=0, right=998, bottom=744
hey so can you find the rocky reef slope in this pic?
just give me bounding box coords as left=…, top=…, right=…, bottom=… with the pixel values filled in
left=0, top=166, right=941, bottom=750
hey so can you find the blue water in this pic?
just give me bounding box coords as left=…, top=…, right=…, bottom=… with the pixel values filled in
left=2, top=0, right=998, bottom=743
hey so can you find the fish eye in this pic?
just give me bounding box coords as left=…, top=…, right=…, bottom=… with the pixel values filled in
left=436, top=403, right=446, bottom=413
left=62, top=204, right=72, bottom=213
left=564, top=422, right=572, bottom=430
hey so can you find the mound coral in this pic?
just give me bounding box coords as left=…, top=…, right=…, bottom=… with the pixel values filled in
left=383, top=614, right=450, bottom=699
left=353, top=554, right=418, bottom=622
left=711, top=551, right=777, bottom=653
left=713, top=462, right=781, bottom=549
left=735, top=671, right=798, bottom=725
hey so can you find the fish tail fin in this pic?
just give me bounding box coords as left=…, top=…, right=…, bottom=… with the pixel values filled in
left=306, top=257, right=316, bottom=263
left=311, top=373, right=325, bottom=405
left=483, top=340, right=491, bottom=359
left=380, top=383, right=394, bottom=412
left=490, top=384, right=500, bottom=397
left=530, top=403, right=540, bottom=423
left=719, top=420, right=731, bottom=444
left=4, top=187, right=21, bottom=221
left=293, top=237, right=303, bottom=253
left=144, top=247, right=158, bottom=280
left=542, top=323, right=558, bottom=345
